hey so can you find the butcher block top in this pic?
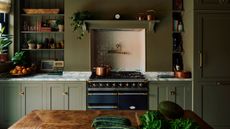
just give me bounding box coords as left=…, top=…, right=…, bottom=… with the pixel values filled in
left=9, top=110, right=213, bottom=129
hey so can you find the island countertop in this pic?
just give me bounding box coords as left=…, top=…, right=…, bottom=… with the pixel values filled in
left=9, top=110, right=212, bottom=129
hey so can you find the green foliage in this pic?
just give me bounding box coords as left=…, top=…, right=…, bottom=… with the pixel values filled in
left=170, top=118, right=200, bottom=129
left=56, top=17, right=64, bottom=25
left=11, top=51, right=29, bottom=66
left=140, top=111, right=169, bottom=129
left=0, top=27, right=13, bottom=54
left=139, top=111, right=200, bottom=129
left=70, top=11, right=92, bottom=39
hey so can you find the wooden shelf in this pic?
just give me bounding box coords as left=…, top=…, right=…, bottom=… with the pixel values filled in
left=85, top=20, right=160, bottom=32
left=21, top=31, right=64, bottom=34
left=22, top=49, right=64, bottom=51
left=21, top=14, right=64, bottom=16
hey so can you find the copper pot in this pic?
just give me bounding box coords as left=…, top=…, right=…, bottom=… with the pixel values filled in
left=174, top=71, right=191, bottom=78
left=94, top=65, right=112, bottom=76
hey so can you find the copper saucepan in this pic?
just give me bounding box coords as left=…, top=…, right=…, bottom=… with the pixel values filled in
left=94, top=65, right=111, bottom=76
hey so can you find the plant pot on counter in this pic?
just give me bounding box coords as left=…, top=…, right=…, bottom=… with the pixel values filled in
left=0, top=61, right=13, bottom=73
left=28, top=43, right=36, bottom=49
left=0, top=53, right=8, bottom=62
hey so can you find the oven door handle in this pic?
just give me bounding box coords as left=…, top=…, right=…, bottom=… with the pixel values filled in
left=118, top=93, right=148, bottom=95
left=88, top=106, right=118, bottom=109
left=88, top=93, right=117, bottom=96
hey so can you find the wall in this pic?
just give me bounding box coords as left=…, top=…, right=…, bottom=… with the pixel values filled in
left=64, top=0, right=172, bottom=71
left=91, top=29, right=145, bottom=72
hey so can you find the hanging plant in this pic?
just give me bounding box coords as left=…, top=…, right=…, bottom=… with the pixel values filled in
left=70, top=11, right=92, bottom=39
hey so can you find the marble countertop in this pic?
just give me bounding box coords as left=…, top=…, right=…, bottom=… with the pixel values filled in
left=0, top=71, right=192, bottom=82
left=0, top=71, right=91, bottom=81
left=144, top=72, right=192, bottom=81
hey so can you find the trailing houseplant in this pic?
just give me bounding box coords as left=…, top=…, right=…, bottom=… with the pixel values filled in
left=70, top=11, right=92, bottom=39
left=56, top=17, right=64, bottom=32
left=0, top=27, right=13, bottom=62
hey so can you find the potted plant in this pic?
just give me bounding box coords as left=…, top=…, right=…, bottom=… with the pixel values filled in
left=36, top=42, right=43, bottom=49
left=70, top=11, right=92, bottom=39
left=27, top=39, right=36, bottom=49
left=56, top=18, right=64, bottom=32
left=0, top=27, right=13, bottom=62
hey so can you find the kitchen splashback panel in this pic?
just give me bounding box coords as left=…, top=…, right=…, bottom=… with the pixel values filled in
left=91, top=29, right=145, bottom=72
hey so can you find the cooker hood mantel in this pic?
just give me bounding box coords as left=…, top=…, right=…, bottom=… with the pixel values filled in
left=85, top=20, right=160, bottom=32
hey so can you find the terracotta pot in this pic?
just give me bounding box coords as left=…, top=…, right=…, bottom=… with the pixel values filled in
left=28, top=43, right=36, bottom=49
left=0, top=53, right=8, bottom=62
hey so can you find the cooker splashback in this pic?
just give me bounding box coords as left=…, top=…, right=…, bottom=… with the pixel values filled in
left=90, top=29, right=146, bottom=72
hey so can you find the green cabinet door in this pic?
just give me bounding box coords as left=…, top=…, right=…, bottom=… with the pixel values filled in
left=46, top=81, right=86, bottom=110
left=0, top=82, right=21, bottom=128
left=64, top=82, right=86, bottom=110
left=46, top=82, right=66, bottom=110
left=21, top=82, right=44, bottom=115
left=149, top=81, right=192, bottom=110
left=195, top=12, right=230, bottom=81
left=195, top=0, right=230, bottom=10
left=198, top=82, right=230, bottom=129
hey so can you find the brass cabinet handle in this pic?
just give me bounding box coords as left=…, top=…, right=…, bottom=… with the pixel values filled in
left=19, top=91, right=25, bottom=96
left=199, top=52, right=203, bottom=68
left=216, top=82, right=230, bottom=86
left=62, top=92, right=68, bottom=95
left=170, top=91, right=176, bottom=95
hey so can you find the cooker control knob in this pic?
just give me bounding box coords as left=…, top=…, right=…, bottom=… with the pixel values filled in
left=92, top=83, right=96, bottom=87
left=119, top=83, right=122, bottom=87
left=99, top=83, right=103, bottom=87
left=139, top=83, right=143, bottom=87
left=126, top=83, right=129, bottom=87
left=132, top=83, right=136, bottom=87
left=106, top=83, right=109, bottom=87
left=112, top=83, right=116, bottom=87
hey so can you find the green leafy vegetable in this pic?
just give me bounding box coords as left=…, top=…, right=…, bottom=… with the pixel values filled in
left=170, top=118, right=200, bottom=129
left=139, top=111, right=200, bottom=129
left=139, top=111, right=169, bottom=129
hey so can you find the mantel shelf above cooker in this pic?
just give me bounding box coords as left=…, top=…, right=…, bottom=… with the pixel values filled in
left=85, top=20, right=160, bottom=32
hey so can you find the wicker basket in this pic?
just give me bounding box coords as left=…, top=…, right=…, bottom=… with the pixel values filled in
left=23, top=9, right=60, bottom=14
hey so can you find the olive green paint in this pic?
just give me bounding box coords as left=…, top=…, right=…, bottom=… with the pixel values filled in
left=64, top=0, right=172, bottom=71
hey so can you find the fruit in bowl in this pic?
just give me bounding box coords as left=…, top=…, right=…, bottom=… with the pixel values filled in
left=10, top=65, right=32, bottom=76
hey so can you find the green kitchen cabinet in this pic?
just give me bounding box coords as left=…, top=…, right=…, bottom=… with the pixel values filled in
left=0, top=82, right=21, bottom=128
left=194, top=12, right=230, bottom=82
left=195, top=0, right=230, bottom=10
left=21, top=82, right=45, bottom=115
left=149, top=81, right=192, bottom=110
left=195, top=82, right=230, bottom=129
left=46, top=81, right=86, bottom=110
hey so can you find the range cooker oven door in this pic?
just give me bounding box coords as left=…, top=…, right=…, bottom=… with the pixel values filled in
left=118, top=92, right=148, bottom=110
left=87, top=91, right=118, bottom=110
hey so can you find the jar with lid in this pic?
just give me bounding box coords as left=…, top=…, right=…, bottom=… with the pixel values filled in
left=146, top=10, right=156, bottom=20
left=136, top=13, right=145, bottom=20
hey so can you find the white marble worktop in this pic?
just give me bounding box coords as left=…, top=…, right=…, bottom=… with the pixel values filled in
left=0, top=71, right=192, bottom=82
left=144, top=72, right=192, bottom=81
left=0, top=71, right=91, bottom=81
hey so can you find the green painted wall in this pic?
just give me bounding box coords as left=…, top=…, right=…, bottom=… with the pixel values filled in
left=64, top=0, right=172, bottom=71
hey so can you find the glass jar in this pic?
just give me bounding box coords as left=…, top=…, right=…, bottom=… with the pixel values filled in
left=146, top=10, right=156, bottom=21
left=136, top=13, right=145, bottom=20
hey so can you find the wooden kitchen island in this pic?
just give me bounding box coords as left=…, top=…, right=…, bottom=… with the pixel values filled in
left=9, top=110, right=213, bottom=129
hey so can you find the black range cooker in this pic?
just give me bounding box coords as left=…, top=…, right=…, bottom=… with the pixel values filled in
left=86, top=71, right=148, bottom=110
